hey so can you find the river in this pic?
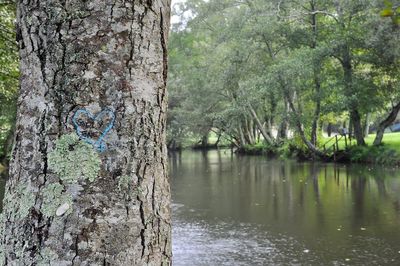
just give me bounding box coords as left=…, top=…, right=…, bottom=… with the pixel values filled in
left=170, top=150, right=400, bottom=265
left=1, top=150, right=400, bottom=265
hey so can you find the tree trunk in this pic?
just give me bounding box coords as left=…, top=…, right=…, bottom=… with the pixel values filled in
left=350, top=109, right=365, bottom=146
left=248, top=105, right=274, bottom=145
left=244, top=117, right=254, bottom=144
left=0, top=1, right=171, bottom=265
left=238, top=126, right=247, bottom=147
left=348, top=119, right=353, bottom=141
left=285, top=93, right=325, bottom=158
left=327, top=123, right=332, bottom=137
left=364, top=112, right=371, bottom=137
left=373, top=101, right=400, bottom=146
left=201, top=132, right=209, bottom=147
left=310, top=0, right=321, bottom=146
left=278, top=100, right=289, bottom=140
left=342, top=46, right=365, bottom=146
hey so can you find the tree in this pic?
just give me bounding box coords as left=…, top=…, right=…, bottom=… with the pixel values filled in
left=0, top=2, right=18, bottom=161
left=0, top=0, right=171, bottom=264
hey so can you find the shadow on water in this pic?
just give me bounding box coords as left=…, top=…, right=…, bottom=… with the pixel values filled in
left=170, top=150, right=400, bottom=266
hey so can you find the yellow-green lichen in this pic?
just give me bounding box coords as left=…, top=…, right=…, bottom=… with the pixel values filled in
left=41, top=183, right=73, bottom=218
left=48, top=133, right=101, bottom=183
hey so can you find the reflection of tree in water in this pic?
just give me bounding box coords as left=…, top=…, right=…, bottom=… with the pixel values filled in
left=310, top=163, right=321, bottom=203
left=169, top=150, right=182, bottom=177
left=310, top=163, right=325, bottom=229
left=374, top=177, right=387, bottom=199
left=351, top=174, right=367, bottom=227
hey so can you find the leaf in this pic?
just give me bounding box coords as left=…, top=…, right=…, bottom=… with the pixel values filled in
left=380, top=8, right=394, bottom=17
left=393, top=15, right=400, bottom=25
left=384, top=0, right=393, bottom=8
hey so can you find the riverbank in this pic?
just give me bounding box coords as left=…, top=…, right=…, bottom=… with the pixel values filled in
left=238, top=138, right=400, bottom=166
left=181, top=133, right=400, bottom=166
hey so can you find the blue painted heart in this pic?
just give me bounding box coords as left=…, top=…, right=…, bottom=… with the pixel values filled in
left=72, top=108, right=115, bottom=152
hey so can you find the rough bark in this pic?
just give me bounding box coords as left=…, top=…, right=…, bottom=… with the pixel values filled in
left=373, top=101, right=400, bottom=146
left=0, top=0, right=171, bottom=265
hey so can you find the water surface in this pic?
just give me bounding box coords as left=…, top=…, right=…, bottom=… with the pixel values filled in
left=0, top=151, right=399, bottom=265
left=170, top=150, right=400, bottom=265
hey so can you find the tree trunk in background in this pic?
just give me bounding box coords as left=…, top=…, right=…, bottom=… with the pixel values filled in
left=0, top=0, right=171, bottom=264
left=201, top=133, right=209, bottom=147
left=327, top=123, right=332, bottom=137
left=364, top=112, right=371, bottom=137
left=238, top=126, right=247, bottom=147
left=285, top=93, right=325, bottom=158
left=342, top=46, right=365, bottom=146
left=348, top=119, right=353, bottom=140
left=350, top=109, right=365, bottom=146
left=248, top=105, right=274, bottom=145
left=310, top=0, right=321, bottom=146
left=374, top=101, right=400, bottom=146
left=278, top=101, right=289, bottom=140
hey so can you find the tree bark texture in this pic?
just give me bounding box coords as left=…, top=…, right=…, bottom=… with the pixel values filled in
left=0, top=0, right=171, bottom=265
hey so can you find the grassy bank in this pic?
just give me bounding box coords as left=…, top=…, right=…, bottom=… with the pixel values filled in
left=318, top=133, right=400, bottom=165
left=237, top=133, right=400, bottom=166
left=321, top=132, right=400, bottom=152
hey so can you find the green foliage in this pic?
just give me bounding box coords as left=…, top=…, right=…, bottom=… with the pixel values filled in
left=167, top=0, right=400, bottom=157
left=349, top=145, right=400, bottom=165
left=48, top=133, right=101, bottom=183
left=381, top=0, right=400, bottom=24
left=0, top=3, right=18, bottom=160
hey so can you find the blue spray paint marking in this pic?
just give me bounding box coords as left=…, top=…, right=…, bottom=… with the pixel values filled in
left=72, top=108, right=115, bottom=152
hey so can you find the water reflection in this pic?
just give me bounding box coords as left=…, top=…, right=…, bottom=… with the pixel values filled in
left=171, top=150, right=400, bottom=265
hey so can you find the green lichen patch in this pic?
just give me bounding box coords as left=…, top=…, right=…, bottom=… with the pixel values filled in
left=118, top=175, right=134, bottom=191
left=48, top=133, right=101, bottom=183
left=2, top=183, right=35, bottom=221
left=41, top=183, right=73, bottom=218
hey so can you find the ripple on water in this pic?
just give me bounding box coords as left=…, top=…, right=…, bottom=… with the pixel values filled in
left=172, top=211, right=321, bottom=265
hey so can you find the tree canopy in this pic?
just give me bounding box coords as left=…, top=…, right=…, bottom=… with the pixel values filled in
left=167, top=0, right=400, bottom=156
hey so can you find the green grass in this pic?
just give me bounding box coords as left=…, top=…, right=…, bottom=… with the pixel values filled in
left=366, top=132, right=400, bottom=151
left=320, top=132, right=400, bottom=152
